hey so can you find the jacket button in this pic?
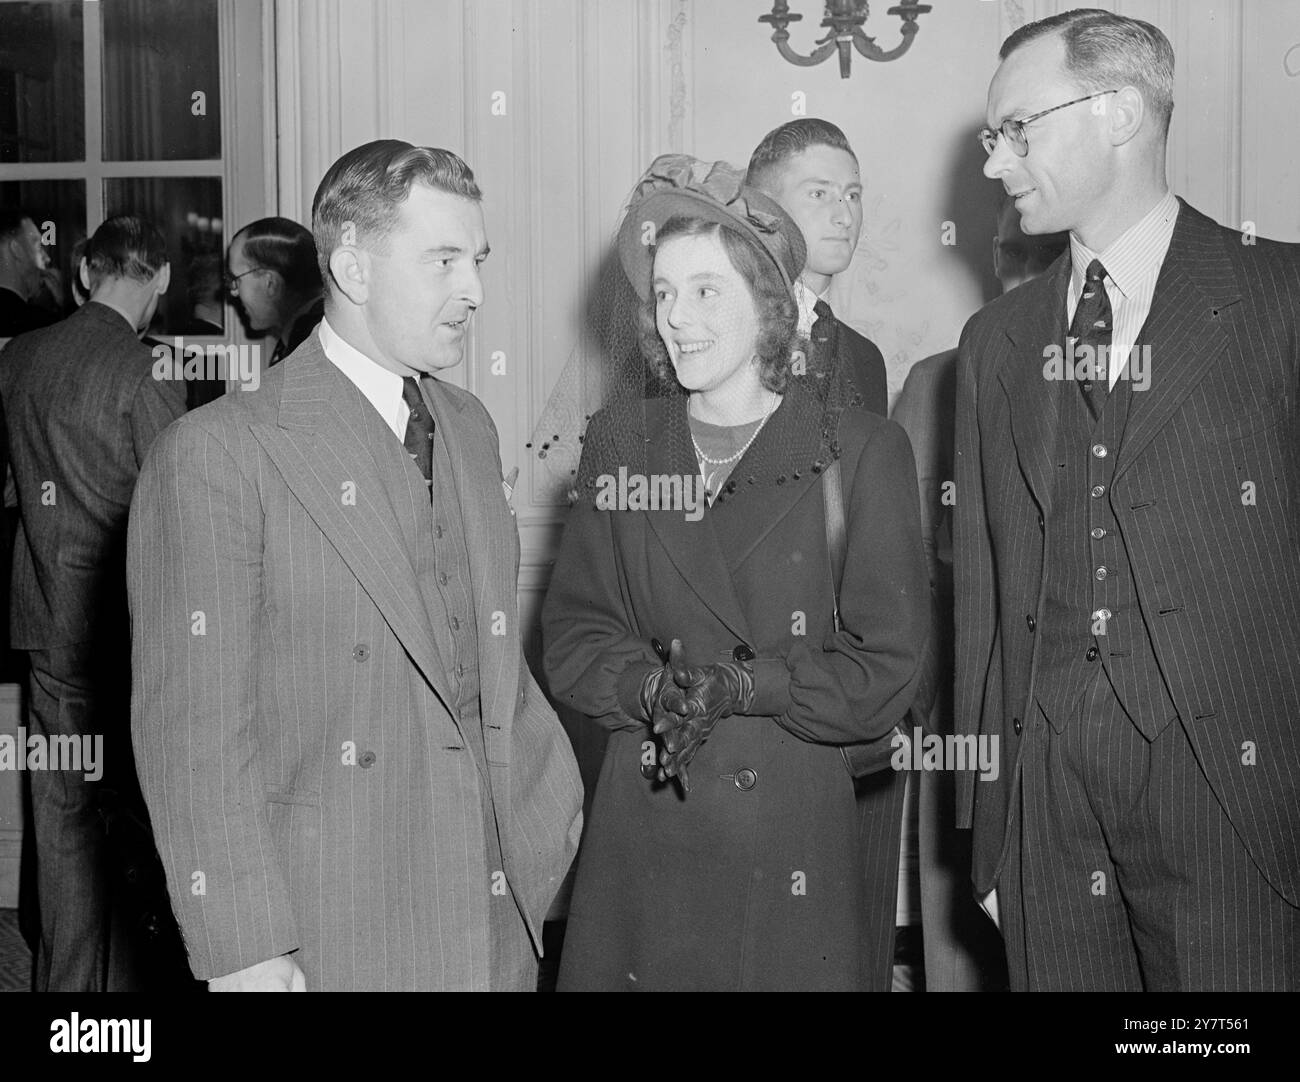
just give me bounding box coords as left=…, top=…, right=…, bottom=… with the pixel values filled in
left=359, top=750, right=377, bottom=768
left=352, top=644, right=370, bottom=662
left=1037, top=513, right=1044, bottom=531
left=1026, top=614, right=1036, bottom=632
left=1090, top=527, right=1106, bottom=539
left=438, top=572, right=449, bottom=586
left=734, top=768, right=757, bottom=791
left=1086, top=645, right=1099, bottom=662
left=732, top=643, right=756, bottom=662
left=1012, top=717, right=1022, bottom=736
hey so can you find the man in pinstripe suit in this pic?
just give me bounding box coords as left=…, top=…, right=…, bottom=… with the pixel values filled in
left=955, top=9, right=1299, bottom=990
left=128, top=141, right=583, bottom=991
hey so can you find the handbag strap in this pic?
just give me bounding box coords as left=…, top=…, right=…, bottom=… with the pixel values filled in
left=822, top=458, right=846, bottom=632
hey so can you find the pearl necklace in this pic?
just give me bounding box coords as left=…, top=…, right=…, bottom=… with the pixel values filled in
left=690, top=392, right=780, bottom=466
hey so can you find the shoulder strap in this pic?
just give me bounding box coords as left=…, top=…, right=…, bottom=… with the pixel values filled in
left=822, top=457, right=846, bottom=632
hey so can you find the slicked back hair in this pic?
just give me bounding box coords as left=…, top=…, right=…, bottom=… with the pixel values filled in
left=233, top=216, right=322, bottom=296
left=745, top=118, right=858, bottom=195
left=84, top=215, right=167, bottom=287
left=1000, top=8, right=1174, bottom=135
left=312, top=139, right=482, bottom=286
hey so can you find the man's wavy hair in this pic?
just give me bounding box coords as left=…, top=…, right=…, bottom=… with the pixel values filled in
left=637, top=215, right=800, bottom=395
left=83, top=215, right=167, bottom=288
left=1001, top=8, right=1175, bottom=135
left=312, top=139, right=482, bottom=287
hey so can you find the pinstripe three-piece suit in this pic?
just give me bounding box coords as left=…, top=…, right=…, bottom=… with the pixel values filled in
left=127, top=334, right=583, bottom=990
left=954, top=200, right=1299, bottom=990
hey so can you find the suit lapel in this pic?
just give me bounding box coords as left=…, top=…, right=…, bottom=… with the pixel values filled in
left=640, top=397, right=754, bottom=644
left=1113, top=201, right=1240, bottom=479
left=997, top=256, right=1071, bottom=516
left=249, top=344, right=460, bottom=722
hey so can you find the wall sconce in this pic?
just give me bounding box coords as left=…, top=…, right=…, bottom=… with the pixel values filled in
left=759, top=0, right=932, bottom=79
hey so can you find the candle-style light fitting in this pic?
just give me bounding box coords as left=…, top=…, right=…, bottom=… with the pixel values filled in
left=759, top=0, right=932, bottom=79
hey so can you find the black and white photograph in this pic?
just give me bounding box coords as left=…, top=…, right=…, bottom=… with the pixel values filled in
left=0, top=0, right=1296, bottom=1057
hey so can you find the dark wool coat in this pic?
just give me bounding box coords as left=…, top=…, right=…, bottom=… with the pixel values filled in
left=542, top=389, right=928, bottom=990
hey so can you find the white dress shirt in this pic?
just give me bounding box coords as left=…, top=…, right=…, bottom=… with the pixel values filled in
left=317, top=315, right=409, bottom=441
left=793, top=277, right=830, bottom=338
left=1065, top=189, right=1179, bottom=389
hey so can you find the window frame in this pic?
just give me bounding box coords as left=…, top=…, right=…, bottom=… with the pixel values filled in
left=0, top=0, right=275, bottom=348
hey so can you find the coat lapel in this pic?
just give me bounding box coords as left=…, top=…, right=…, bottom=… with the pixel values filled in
left=639, top=397, right=754, bottom=644
left=249, top=344, right=460, bottom=722
left=996, top=256, right=1071, bottom=517
left=719, top=388, right=824, bottom=571
left=1113, top=200, right=1240, bottom=479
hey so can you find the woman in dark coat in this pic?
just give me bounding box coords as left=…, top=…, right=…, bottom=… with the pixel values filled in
left=541, top=156, right=928, bottom=991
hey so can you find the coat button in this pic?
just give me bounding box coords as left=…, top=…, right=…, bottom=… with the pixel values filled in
left=1091, top=484, right=1106, bottom=498
left=1086, top=645, right=1099, bottom=662
left=1037, top=513, right=1044, bottom=531
left=1026, top=614, right=1036, bottom=632
left=1091, top=527, right=1106, bottom=539
left=1012, top=717, right=1022, bottom=736
left=352, top=644, right=370, bottom=662
left=359, top=750, right=377, bottom=768
left=734, top=768, right=757, bottom=791
left=438, top=572, right=449, bottom=585
left=1092, top=443, right=1108, bottom=458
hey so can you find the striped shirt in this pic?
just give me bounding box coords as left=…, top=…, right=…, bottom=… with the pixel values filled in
left=1066, top=189, right=1180, bottom=388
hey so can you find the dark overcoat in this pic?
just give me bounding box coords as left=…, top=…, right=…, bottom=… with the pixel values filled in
left=542, top=389, right=928, bottom=990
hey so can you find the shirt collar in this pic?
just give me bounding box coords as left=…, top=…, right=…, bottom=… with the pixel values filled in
left=1069, top=189, right=1179, bottom=299
left=318, top=315, right=406, bottom=439
left=793, top=277, right=829, bottom=336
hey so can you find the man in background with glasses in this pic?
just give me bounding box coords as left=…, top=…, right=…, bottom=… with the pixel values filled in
left=954, top=8, right=1299, bottom=990
left=225, top=216, right=324, bottom=368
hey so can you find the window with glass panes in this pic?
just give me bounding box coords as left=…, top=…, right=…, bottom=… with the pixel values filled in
left=0, top=0, right=266, bottom=338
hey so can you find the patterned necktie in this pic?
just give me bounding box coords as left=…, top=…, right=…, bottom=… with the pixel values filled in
left=1068, top=259, right=1112, bottom=420
left=402, top=376, right=434, bottom=497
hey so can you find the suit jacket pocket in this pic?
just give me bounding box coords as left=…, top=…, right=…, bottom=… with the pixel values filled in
left=1200, top=395, right=1289, bottom=442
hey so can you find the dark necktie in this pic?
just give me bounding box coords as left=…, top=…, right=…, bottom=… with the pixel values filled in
left=402, top=376, right=434, bottom=497
left=810, top=299, right=839, bottom=382
left=1068, top=259, right=1112, bottom=420
left=268, top=339, right=286, bottom=367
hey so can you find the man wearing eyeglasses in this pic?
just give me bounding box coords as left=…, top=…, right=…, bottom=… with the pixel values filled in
left=225, top=217, right=325, bottom=367
left=954, top=8, right=1300, bottom=991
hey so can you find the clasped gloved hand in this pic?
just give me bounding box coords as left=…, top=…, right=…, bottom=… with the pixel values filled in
left=637, top=650, right=680, bottom=737
left=652, top=640, right=755, bottom=792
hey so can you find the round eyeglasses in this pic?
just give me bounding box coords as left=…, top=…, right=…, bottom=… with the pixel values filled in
left=979, top=90, right=1118, bottom=157
left=225, top=266, right=269, bottom=295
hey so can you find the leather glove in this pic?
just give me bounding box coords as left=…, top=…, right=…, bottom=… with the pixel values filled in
left=637, top=638, right=689, bottom=735
left=654, top=643, right=755, bottom=792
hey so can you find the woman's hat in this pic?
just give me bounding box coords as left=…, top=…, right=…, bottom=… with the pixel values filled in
left=616, top=154, right=807, bottom=301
